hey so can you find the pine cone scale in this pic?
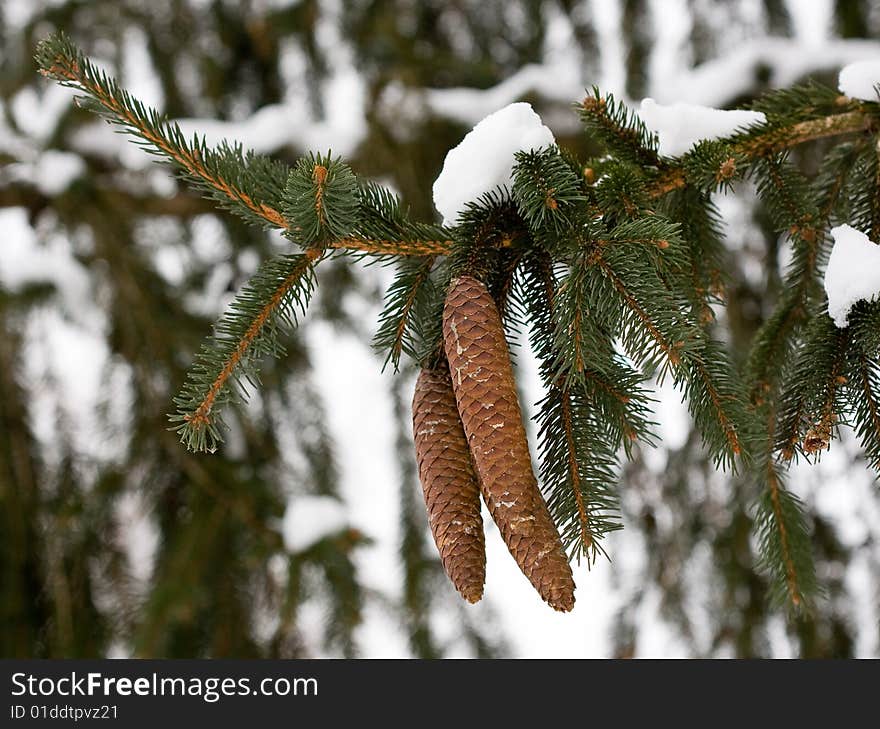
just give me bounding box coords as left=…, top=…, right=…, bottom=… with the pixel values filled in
left=412, top=366, right=486, bottom=603
left=442, top=275, right=575, bottom=612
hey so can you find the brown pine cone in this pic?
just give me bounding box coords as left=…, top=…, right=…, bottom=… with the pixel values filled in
left=443, top=275, right=575, bottom=611
left=412, top=365, right=486, bottom=603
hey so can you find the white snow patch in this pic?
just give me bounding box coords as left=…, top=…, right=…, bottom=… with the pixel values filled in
left=174, top=77, right=367, bottom=158
left=787, top=0, right=832, bottom=45
left=838, top=59, right=880, bottom=101
left=375, top=5, right=589, bottom=135
left=281, top=495, right=349, bottom=552
left=122, top=27, right=165, bottom=112
left=432, top=102, right=555, bottom=226
left=116, top=490, right=159, bottom=584
left=10, top=84, right=76, bottom=143
left=637, top=98, right=766, bottom=158
left=5, top=150, right=85, bottom=196
left=68, top=10, right=366, bottom=168
left=824, top=224, right=880, bottom=327
left=654, top=38, right=880, bottom=107
left=0, top=208, right=91, bottom=309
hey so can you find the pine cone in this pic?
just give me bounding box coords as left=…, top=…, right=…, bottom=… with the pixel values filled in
left=442, top=275, right=575, bottom=611
left=412, top=365, right=486, bottom=603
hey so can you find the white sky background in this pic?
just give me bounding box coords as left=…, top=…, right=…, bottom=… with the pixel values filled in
left=2, top=0, right=880, bottom=657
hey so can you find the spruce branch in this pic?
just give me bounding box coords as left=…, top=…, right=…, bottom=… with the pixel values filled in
left=519, top=254, right=625, bottom=560
left=746, top=141, right=862, bottom=406
left=776, top=316, right=851, bottom=461
left=592, top=248, right=752, bottom=466
left=837, top=141, right=880, bottom=242
left=845, top=303, right=880, bottom=471
left=327, top=237, right=451, bottom=257
left=749, top=80, right=852, bottom=123
left=592, top=160, right=652, bottom=221
left=747, top=157, right=825, bottom=400
left=536, top=385, right=621, bottom=560
left=579, top=88, right=661, bottom=167
left=170, top=248, right=322, bottom=452
left=738, top=110, right=874, bottom=157
left=36, top=33, right=291, bottom=231
left=646, top=109, right=877, bottom=198
left=755, top=455, right=818, bottom=608
left=754, top=155, right=820, bottom=234
left=283, top=153, right=359, bottom=245
left=373, top=256, right=437, bottom=371
left=591, top=253, right=688, bottom=370
left=659, top=188, right=725, bottom=324
left=681, top=140, right=745, bottom=192
left=348, top=180, right=457, bottom=259
left=512, top=147, right=586, bottom=234
left=548, top=248, right=656, bottom=452
left=850, top=350, right=880, bottom=471
left=37, top=32, right=872, bottom=263
left=35, top=33, right=452, bottom=258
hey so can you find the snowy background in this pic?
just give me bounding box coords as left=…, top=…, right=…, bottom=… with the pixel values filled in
left=2, top=0, right=880, bottom=658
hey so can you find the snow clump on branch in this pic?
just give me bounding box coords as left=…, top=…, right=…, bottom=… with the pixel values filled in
left=637, top=98, right=766, bottom=158
left=824, top=224, right=880, bottom=328
left=432, top=102, right=555, bottom=226
left=838, top=59, right=880, bottom=101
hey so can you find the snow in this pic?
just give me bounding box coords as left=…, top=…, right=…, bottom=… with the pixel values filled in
left=637, top=98, right=766, bottom=157
left=5, top=150, right=85, bottom=196
left=175, top=66, right=366, bottom=157
left=839, top=59, right=880, bottom=101
left=67, top=2, right=366, bottom=167
left=0, top=208, right=91, bottom=306
left=824, top=224, right=880, bottom=327
left=280, top=494, right=349, bottom=552
left=379, top=32, right=880, bottom=132
left=646, top=38, right=880, bottom=107
left=376, top=6, right=596, bottom=134
left=10, top=85, right=76, bottom=143
left=432, top=102, right=555, bottom=226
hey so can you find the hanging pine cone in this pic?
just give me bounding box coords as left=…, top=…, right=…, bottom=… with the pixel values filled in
left=442, top=275, right=575, bottom=611
left=412, top=365, right=486, bottom=603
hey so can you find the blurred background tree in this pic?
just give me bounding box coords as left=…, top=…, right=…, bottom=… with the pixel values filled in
left=1, top=0, right=879, bottom=658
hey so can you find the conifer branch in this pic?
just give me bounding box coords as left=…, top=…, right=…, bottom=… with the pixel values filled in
left=748, top=291, right=807, bottom=406
left=776, top=317, right=850, bottom=460
left=647, top=110, right=876, bottom=198
left=328, top=237, right=452, bottom=257
left=747, top=158, right=824, bottom=400
left=373, top=256, right=437, bottom=370
left=593, top=256, right=682, bottom=366
left=767, top=465, right=799, bottom=604
left=283, top=154, right=359, bottom=244
left=754, top=364, right=818, bottom=608
left=653, top=190, right=721, bottom=323
left=593, top=250, right=751, bottom=465
left=692, top=358, right=742, bottom=456
left=579, top=88, right=660, bottom=167
left=542, top=251, right=653, bottom=449
left=170, top=248, right=322, bottom=452
left=746, top=141, right=859, bottom=410
left=559, top=394, right=594, bottom=553
left=36, top=33, right=290, bottom=230
left=35, top=34, right=453, bottom=259
left=850, top=350, right=880, bottom=470
left=755, top=453, right=817, bottom=608
left=512, top=148, right=586, bottom=233
left=35, top=33, right=880, bottom=614
left=520, top=254, right=626, bottom=560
